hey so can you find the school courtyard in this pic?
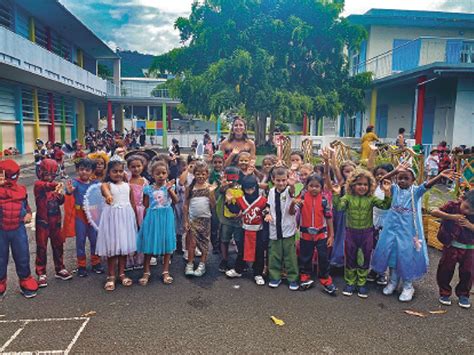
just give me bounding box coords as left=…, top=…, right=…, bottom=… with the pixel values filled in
left=0, top=165, right=471, bottom=354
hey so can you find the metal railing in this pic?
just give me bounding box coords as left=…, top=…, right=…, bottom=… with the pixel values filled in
left=354, top=36, right=474, bottom=80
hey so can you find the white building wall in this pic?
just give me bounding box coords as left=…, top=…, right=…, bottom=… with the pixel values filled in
left=366, top=25, right=474, bottom=59
left=452, top=78, right=474, bottom=147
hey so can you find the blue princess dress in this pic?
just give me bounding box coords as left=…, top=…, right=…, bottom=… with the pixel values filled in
left=371, top=184, right=429, bottom=281
left=137, top=185, right=176, bottom=255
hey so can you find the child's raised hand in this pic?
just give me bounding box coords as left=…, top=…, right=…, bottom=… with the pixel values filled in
left=439, top=169, right=459, bottom=180
left=288, top=171, right=297, bottom=186
left=332, top=184, right=341, bottom=195
left=66, top=180, right=75, bottom=193
left=381, top=179, right=392, bottom=195
left=54, top=182, right=64, bottom=195
left=264, top=214, right=273, bottom=223
left=166, top=179, right=176, bottom=190
left=232, top=146, right=240, bottom=155
left=320, top=148, right=330, bottom=161
left=396, top=161, right=410, bottom=172
left=225, top=189, right=234, bottom=203
left=293, top=197, right=303, bottom=207
left=209, top=183, right=218, bottom=193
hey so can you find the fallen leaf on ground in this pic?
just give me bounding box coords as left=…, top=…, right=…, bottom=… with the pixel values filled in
left=404, top=310, right=427, bottom=318
left=429, top=310, right=447, bottom=314
left=271, top=316, right=285, bottom=326
left=81, top=311, right=97, bottom=317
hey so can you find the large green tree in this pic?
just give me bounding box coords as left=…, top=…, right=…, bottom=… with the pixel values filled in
left=151, top=0, right=371, bottom=144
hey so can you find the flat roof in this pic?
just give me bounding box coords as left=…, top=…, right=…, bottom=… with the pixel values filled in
left=347, top=8, right=474, bottom=29
left=16, top=0, right=119, bottom=59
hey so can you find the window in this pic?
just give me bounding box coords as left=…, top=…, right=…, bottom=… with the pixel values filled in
left=0, top=84, right=15, bottom=121
left=22, top=88, right=34, bottom=121
left=0, top=0, right=13, bottom=30
left=460, top=41, right=474, bottom=63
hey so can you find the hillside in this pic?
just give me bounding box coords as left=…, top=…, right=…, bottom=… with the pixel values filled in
left=118, top=50, right=155, bottom=77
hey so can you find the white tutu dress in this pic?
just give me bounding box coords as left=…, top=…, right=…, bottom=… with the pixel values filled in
left=97, top=182, right=137, bottom=257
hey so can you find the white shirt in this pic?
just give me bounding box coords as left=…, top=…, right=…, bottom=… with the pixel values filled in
left=267, top=187, right=297, bottom=240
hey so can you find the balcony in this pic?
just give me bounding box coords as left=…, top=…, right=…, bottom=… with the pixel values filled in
left=354, top=36, right=474, bottom=80
left=0, top=25, right=108, bottom=96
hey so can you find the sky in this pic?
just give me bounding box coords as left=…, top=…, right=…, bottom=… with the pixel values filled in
left=59, top=0, right=474, bottom=56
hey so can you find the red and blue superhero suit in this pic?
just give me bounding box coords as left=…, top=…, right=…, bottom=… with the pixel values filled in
left=0, top=160, right=39, bottom=298
left=66, top=178, right=101, bottom=269
left=34, top=159, right=66, bottom=276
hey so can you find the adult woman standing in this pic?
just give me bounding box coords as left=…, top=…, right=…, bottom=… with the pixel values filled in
left=219, top=117, right=256, bottom=166
left=360, top=125, right=379, bottom=161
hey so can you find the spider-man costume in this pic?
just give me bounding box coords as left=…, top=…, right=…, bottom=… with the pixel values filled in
left=0, top=160, right=38, bottom=298
left=34, top=159, right=65, bottom=276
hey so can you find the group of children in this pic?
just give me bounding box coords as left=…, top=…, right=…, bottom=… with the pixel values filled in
left=0, top=143, right=472, bottom=310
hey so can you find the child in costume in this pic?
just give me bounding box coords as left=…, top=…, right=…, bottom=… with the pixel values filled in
left=125, top=154, right=148, bottom=270
left=296, top=174, right=336, bottom=294
left=331, top=168, right=392, bottom=298
left=218, top=166, right=244, bottom=273
left=225, top=174, right=268, bottom=285
left=209, top=151, right=224, bottom=253
left=0, top=160, right=38, bottom=298
left=97, top=158, right=138, bottom=291
left=53, top=143, right=67, bottom=179
left=372, top=166, right=457, bottom=302
left=265, top=166, right=299, bottom=291
left=433, top=190, right=474, bottom=309
left=65, top=158, right=105, bottom=277
left=34, top=159, right=72, bottom=288
left=88, top=152, right=109, bottom=182
left=183, top=161, right=216, bottom=277
left=137, top=161, right=178, bottom=286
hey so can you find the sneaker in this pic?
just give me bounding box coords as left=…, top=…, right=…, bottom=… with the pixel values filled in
left=37, top=275, right=48, bottom=288
left=268, top=279, right=282, bottom=288
left=195, top=248, right=202, bottom=257
left=77, top=267, right=88, bottom=277
left=194, top=263, right=206, bottom=277
left=342, top=284, right=355, bottom=296
left=150, top=257, right=158, bottom=266
left=92, top=264, right=105, bottom=274
left=225, top=269, right=242, bottom=278
left=367, top=270, right=377, bottom=282
left=55, top=269, right=72, bottom=281
left=458, top=296, right=471, bottom=309
left=438, top=296, right=452, bottom=306
left=20, top=288, right=37, bottom=299
left=289, top=281, right=299, bottom=291
left=218, top=260, right=229, bottom=273
left=357, top=286, right=369, bottom=298
left=399, top=286, right=415, bottom=302
left=323, top=283, right=337, bottom=295
left=300, top=279, right=314, bottom=290
left=383, top=281, right=398, bottom=295
left=182, top=252, right=188, bottom=262
left=185, top=263, right=195, bottom=277
left=254, top=275, right=265, bottom=286
left=376, top=274, right=388, bottom=286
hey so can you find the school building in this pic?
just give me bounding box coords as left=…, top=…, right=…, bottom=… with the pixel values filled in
left=0, top=0, right=179, bottom=154
left=343, top=9, right=474, bottom=149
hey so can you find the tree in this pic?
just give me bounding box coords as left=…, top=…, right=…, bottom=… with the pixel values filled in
left=150, top=0, right=369, bottom=145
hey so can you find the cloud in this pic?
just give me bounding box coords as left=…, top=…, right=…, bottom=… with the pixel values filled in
left=60, top=0, right=474, bottom=56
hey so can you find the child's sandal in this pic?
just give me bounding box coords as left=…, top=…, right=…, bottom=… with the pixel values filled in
left=162, top=271, right=173, bottom=285
left=119, top=274, right=133, bottom=287
left=139, top=272, right=151, bottom=286
left=104, top=276, right=116, bottom=292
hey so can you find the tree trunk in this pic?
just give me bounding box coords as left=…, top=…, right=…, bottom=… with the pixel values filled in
left=254, top=114, right=267, bottom=146
left=268, top=114, right=276, bottom=144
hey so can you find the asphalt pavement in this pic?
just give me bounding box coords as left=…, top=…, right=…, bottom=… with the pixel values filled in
left=0, top=166, right=472, bottom=354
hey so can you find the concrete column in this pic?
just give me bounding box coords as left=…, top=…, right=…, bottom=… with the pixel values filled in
left=107, top=101, right=113, bottom=132
left=71, top=99, right=77, bottom=142
left=369, top=88, right=377, bottom=126
left=14, top=86, right=24, bottom=154
left=114, top=105, right=124, bottom=133
left=146, top=105, right=150, bottom=120
left=61, top=97, right=66, bottom=143
left=33, top=88, right=40, bottom=140
left=162, top=103, right=167, bottom=148
left=28, top=17, right=35, bottom=42
left=414, top=76, right=427, bottom=144
left=310, top=116, right=317, bottom=135
left=48, top=93, right=55, bottom=142
left=113, top=59, right=121, bottom=94
left=452, top=77, right=474, bottom=147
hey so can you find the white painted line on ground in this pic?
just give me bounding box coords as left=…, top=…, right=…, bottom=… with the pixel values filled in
left=0, top=317, right=90, bottom=354
left=0, top=317, right=88, bottom=323
left=0, top=320, right=29, bottom=352
left=64, top=317, right=90, bottom=355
